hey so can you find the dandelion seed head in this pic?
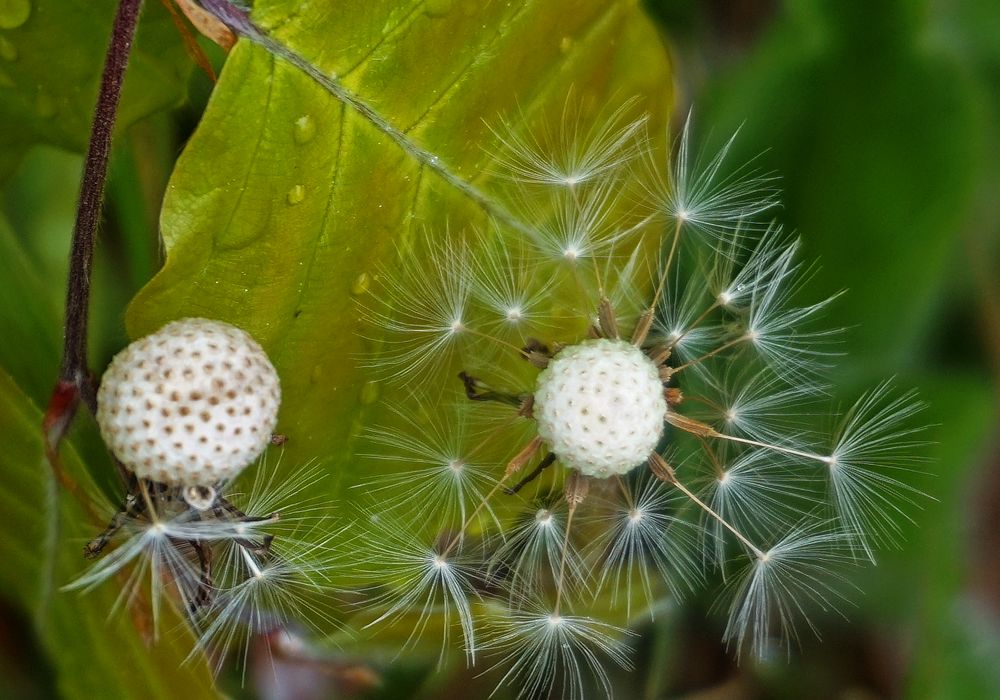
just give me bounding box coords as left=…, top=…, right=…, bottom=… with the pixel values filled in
left=355, top=101, right=928, bottom=690
left=96, top=318, right=281, bottom=488
left=534, top=339, right=666, bottom=477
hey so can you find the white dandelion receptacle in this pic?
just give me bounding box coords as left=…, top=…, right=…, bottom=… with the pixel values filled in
left=533, top=339, right=667, bottom=478
left=96, top=317, right=281, bottom=490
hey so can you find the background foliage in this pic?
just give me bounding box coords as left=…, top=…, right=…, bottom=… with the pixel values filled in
left=1, top=0, right=998, bottom=698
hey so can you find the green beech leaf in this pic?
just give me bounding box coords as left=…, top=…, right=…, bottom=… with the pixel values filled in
left=0, top=369, right=217, bottom=699
left=0, top=0, right=193, bottom=180
left=126, top=0, right=674, bottom=499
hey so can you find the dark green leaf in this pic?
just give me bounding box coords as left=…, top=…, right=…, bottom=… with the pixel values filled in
left=0, top=0, right=193, bottom=180
left=0, top=369, right=218, bottom=699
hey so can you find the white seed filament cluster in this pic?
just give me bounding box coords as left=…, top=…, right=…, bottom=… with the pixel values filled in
left=97, top=318, right=281, bottom=488
left=533, top=339, right=666, bottom=478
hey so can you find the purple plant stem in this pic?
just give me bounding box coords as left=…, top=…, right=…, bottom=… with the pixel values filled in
left=45, top=0, right=144, bottom=459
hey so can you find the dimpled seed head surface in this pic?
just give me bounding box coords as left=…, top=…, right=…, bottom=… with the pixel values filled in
left=533, top=339, right=666, bottom=478
left=96, top=318, right=281, bottom=487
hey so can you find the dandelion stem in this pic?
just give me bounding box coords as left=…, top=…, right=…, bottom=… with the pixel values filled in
left=553, top=472, right=588, bottom=615
left=666, top=412, right=837, bottom=466
left=670, top=478, right=764, bottom=559
left=614, top=475, right=635, bottom=510
left=667, top=412, right=833, bottom=465
left=671, top=334, right=749, bottom=373
left=137, top=479, right=160, bottom=525
left=695, top=435, right=727, bottom=480
left=570, top=184, right=607, bottom=296
left=712, top=433, right=834, bottom=466
left=553, top=501, right=577, bottom=616
left=646, top=217, right=684, bottom=317
left=440, top=476, right=511, bottom=560
left=240, top=546, right=264, bottom=579
left=666, top=300, right=721, bottom=351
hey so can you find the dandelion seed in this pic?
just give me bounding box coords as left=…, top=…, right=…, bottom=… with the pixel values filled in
left=487, top=503, right=588, bottom=604
left=722, top=522, right=857, bottom=659
left=709, top=223, right=796, bottom=310
left=468, top=231, right=556, bottom=343
left=586, top=472, right=703, bottom=618
left=483, top=607, right=634, bottom=700
left=70, top=451, right=342, bottom=674
left=358, top=511, right=481, bottom=664
left=741, top=252, right=844, bottom=384
left=361, top=238, right=474, bottom=385
left=703, top=369, right=820, bottom=443
left=356, top=405, right=505, bottom=531
left=650, top=261, right=719, bottom=365
left=512, top=177, right=640, bottom=264
left=488, top=98, right=647, bottom=189
left=651, top=111, right=780, bottom=243
left=65, top=503, right=206, bottom=635
left=193, top=520, right=345, bottom=675
left=699, top=450, right=820, bottom=567
left=825, top=382, right=929, bottom=557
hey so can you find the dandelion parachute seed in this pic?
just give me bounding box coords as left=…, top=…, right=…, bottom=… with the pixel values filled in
left=358, top=103, right=927, bottom=697
left=483, top=608, right=635, bottom=700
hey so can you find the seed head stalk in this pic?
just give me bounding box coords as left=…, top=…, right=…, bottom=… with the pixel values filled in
left=45, top=0, right=145, bottom=485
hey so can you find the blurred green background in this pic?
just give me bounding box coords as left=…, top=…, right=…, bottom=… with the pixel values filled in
left=1, top=0, right=998, bottom=698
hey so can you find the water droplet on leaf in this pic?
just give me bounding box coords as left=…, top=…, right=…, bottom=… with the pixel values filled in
left=359, top=380, right=380, bottom=404
left=286, top=184, right=305, bottom=205
left=351, top=272, right=371, bottom=296
left=293, top=114, right=315, bottom=144
left=0, top=0, right=31, bottom=29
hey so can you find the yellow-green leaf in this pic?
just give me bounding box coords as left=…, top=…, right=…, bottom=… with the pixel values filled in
left=126, top=1, right=674, bottom=501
